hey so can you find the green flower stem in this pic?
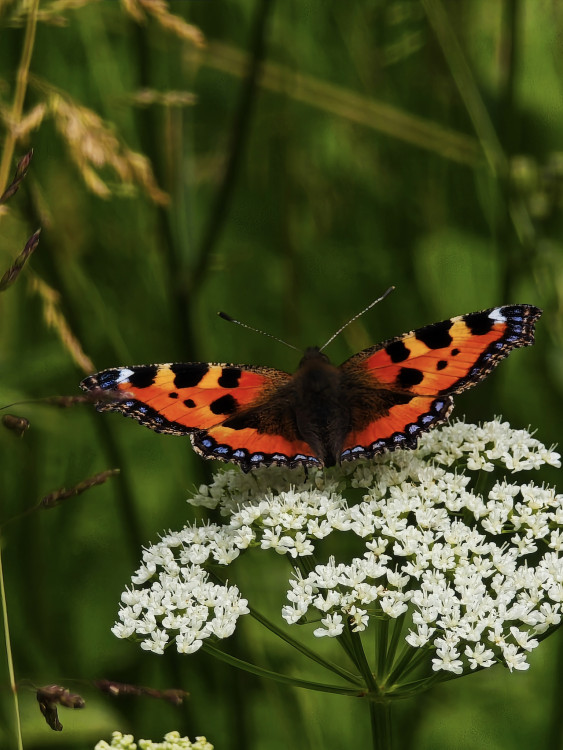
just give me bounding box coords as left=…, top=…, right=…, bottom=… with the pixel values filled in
left=248, top=605, right=363, bottom=686
left=0, top=0, right=39, bottom=195
left=0, top=542, right=23, bottom=750
left=386, top=644, right=431, bottom=688
left=384, top=613, right=406, bottom=675
left=388, top=671, right=444, bottom=699
left=208, top=567, right=362, bottom=685
left=369, top=699, right=392, bottom=750
left=202, top=642, right=364, bottom=696
left=336, top=626, right=363, bottom=669
left=376, top=617, right=389, bottom=681
left=347, top=623, right=378, bottom=694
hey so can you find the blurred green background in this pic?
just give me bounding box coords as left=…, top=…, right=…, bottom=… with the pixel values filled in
left=1, top=0, right=562, bottom=748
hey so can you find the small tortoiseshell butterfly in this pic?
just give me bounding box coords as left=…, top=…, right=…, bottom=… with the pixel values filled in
left=80, top=304, right=541, bottom=472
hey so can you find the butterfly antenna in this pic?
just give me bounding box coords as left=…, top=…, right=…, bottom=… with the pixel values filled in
left=218, top=311, right=300, bottom=351
left=319, top=285, right=396, bottom=351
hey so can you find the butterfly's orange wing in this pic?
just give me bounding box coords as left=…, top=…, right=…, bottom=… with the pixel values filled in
left=80, top=363, right=320, bottom=471
left=338, top=305, right=542, bottom=461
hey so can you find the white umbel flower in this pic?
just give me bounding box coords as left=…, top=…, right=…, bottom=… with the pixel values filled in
left=113, top=419, right=561, bottom=673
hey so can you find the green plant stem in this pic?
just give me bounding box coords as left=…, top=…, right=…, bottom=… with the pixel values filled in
left=384, top=613, right=406, bottom=677
left=202, top=642, right=363, bottom=696
left=248, top=606, right=362, bottom=686
left=190, top=0, right=275, bottom=294
left=209, top=565, right=362, bottom=684
left=369, top=700, right=392, bottom=750
left=421, top=0, right=506, bottom=177
left=0, top=543, right=23, bottom=750
left=348, top=625, right=378, bottom=694
left=385, top=644, right=429, bottom=689
left=376, top=616, right=389, bottom=681
left=0, top=0, right=39, bottom=195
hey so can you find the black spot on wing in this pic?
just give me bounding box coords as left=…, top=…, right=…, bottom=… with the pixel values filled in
left=129, top=366, right=158, bottom=388
left=463, top=311, right=494, bottom=336
left=218, top=367, right=242, bottom=388
left=385, top=340, right=410, bottom=363
left=397, top=367, right=424, bottom=388
left=451, top=348, right=460, bottom=356
left=169, top=392, right=178, bottom=399
left=184, top=398, right=196, bottom=408
left=209, top=394, right=238, bottom=415
left=436, top=360, right=447, bottom=371
left=415, top=320, right=453, bottom=349
left=170, top=363, right=209, bottom=389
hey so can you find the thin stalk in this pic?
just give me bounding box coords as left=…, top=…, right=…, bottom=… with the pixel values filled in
left=336, top=625, right=361, bottom=667
left=0, top=0, right=39, bottom=195
left=421, top=0, right=506, bottom=177
left=376, top=616, right=389, bottom=681
left=385, top=644, right=429, bottom=689
left=388, top=671, right=444, bottom=699
left=0, top=543, right=23, bottom=750
left=248, top=606, right=362, bottom=686
left=209, top=567, right=362, bottom=685
left=384, top=613, right=406, bottom=677
left=190, top=0, right=275, bottom=294
left=347, top=624, right=378, bottom=695
left=202, top=642, right=363, bottom=697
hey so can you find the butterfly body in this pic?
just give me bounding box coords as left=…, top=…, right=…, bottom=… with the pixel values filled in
left=81, top=304, right=542, bottom=472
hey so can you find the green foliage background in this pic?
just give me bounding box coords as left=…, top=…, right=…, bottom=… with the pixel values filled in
left=1, top=0, right=563, bottom=748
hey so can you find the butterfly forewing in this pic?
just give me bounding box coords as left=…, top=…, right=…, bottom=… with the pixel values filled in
left=81, top=363, right=288, bottom=432
left=81, top=362, right=321, bottom=469
left=336, top=305, right=541, bottom=463
left=342, top=305, right=542, bottom=397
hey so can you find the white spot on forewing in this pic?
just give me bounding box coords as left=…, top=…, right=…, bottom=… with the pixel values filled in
left=488, top=308, right=506, bottom=323
left=115, top=368, right=135, bottom=384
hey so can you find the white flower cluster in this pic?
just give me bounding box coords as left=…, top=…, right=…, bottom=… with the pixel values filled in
left=112, top=559, right=249, bottom=654
left=95, top=730, right=213, bottom=750
left=114, top=420, right=561, bottom=673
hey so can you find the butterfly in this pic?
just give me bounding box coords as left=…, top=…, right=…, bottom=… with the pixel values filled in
left=80, top=304, right=541, bottom=473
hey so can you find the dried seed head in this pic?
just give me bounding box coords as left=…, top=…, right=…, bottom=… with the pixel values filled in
left=121, top=0, right=205, bottom=48
left=29, top=275, right=94, bottom=373
left=1, top=414, right=30, bottom=437
left=0, top=149, right=33, bottom=204
left=36, top=684, right=85, bottom=732
left=47, top=91, right=168, bottom=204
left=40, top=469, right=120, bottom=509
left=0, top=230, right=40, bottom=292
